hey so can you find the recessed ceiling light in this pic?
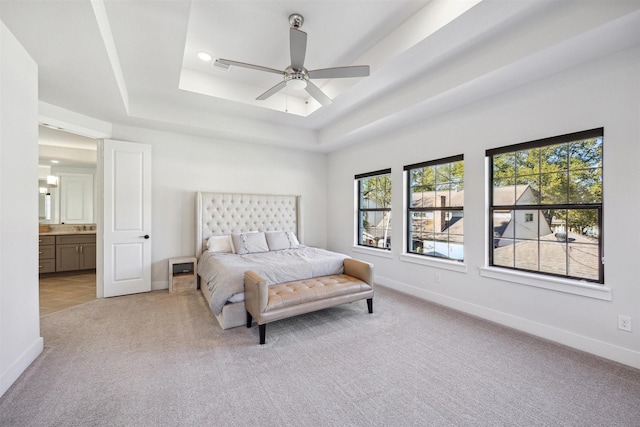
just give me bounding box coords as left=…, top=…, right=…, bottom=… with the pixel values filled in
left=197, top=51, right=212, bottom=62
left=50, top=160, right=59, bottom=164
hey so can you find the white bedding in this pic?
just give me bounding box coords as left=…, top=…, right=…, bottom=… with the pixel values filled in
left=198, top=246, right=348, bottom=315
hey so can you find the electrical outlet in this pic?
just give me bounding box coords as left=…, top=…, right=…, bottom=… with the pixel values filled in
left=617, top=315, right=632, bottom=332
left=434, top=273, right=441, bottom=284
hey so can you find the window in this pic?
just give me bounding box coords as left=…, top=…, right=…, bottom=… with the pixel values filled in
left=487, top=128, right=603, bottom=283
left=356, top=169, right=391, bottom=249
left=405, top=155, right=464, bottom=261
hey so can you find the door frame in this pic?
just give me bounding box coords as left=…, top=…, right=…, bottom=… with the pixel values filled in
left=38, top=108, right=112, bottom=299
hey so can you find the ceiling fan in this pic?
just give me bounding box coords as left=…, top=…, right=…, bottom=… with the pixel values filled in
left=216, top=13, right=370, bottom=106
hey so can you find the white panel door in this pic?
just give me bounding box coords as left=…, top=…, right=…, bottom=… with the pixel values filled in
left=102, top=139, right=151, bottom=297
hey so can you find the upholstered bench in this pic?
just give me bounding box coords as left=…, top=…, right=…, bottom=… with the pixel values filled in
left=244, top=258, right=374, bottom=344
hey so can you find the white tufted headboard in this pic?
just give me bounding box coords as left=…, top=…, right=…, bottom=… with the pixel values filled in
left=195, top=192, right=304, bottom=258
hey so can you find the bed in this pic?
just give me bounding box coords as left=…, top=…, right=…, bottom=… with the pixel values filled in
left=195, top=191, right=348, bottom=329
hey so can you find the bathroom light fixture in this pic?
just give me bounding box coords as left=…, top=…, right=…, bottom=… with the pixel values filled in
left=39, top=187, right=47, bottom=194
left=197, top=51, right=213, bottom=62
left=46, top=175, right=58, bottom=187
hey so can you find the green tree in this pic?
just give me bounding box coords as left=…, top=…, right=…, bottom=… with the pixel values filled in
left=492, top=138, right=602, bottom=236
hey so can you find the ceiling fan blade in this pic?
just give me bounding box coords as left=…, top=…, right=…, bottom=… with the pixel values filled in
left=256, top=80, right=287, bottom=100
left=290, top=28, right=307, bottom=71
left=216, top=58, right=283, bottom=75
left=304, top=80, right=332, bottom=106
left=307, top=65, right=370, bottom=79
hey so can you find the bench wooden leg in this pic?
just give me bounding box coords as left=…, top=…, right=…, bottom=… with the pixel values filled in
left=259, top=324, right=266, bottom=345
left=367, top=298, right=373, bottom=313
left=246, top=311, right=252, bottom=328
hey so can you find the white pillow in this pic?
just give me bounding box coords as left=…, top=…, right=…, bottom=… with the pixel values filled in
left=231, top=232, right=269, bottom=255
left=206, top=235, right=234, bottom=253
left=265, top=231, right=300, bottom=251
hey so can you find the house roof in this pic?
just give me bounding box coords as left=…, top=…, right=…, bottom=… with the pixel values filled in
left=493, top=232, right=599, bottom=281
left=492, top=184, right=531, bottom=206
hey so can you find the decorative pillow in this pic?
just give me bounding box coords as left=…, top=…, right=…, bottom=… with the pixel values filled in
left=265, top=231, right=300, bottom=251
left=206, top=235, right=234, bottom=253
left=231, top=232, right=269, bottom=255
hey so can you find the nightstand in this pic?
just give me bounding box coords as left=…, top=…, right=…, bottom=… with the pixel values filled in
left=169, top=256, right=197, bottom=293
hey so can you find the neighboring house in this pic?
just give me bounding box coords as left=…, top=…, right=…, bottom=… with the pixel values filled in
left=492, top=185, right=552, bottom=248
left=409, top=190, right=464, bottom=258
left=407, top=185, right=551, bottom=253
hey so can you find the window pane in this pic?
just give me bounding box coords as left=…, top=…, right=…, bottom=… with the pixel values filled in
left=435, top=163, right=451, bottom=184
left=420, top=233, right=436, bottom=256
left=541, top=172, right=568, bottom=204
left=542, top=143, right=568, bottom=171
left=493, top=152, right=515, bottom=178
left=410, top=167, right=435, bottom=191
left=567, top=208, right=599, bottom=238
left=515, top=148, right=540, bottom=176
left=409, top=212, right=435, bottom=240
left=493, top=210, right=513, bottom=246
left=514, top=239, right=538, bottom=271
left=411, top=191, right=433, bottom=208
left=539, top=240, right=567, bottom=276
left=446, top=211, right=463, bottom=236
left=493, top=244, right=514, bottom=268
left=448, top=230, right=464, bottom=261
left=569, top=168, right=602, bottom=203
left=515, top=176, right=540, bottom=203
left=567, top=242, right=599, bottom=281
left=514, top=211, right=539, bottom=241
left=570, top=137, right=602, bottom=169
left=493, top=179, right=516, bottom=205
left=434, top=233, right=451, bottom=258
left=435, top=186, right=450, bottom=208
left=451, top=160, right=464, bottom=190
left=363, top=211, right=390, bottom=248
left=361, top=175, right=391, bottom=209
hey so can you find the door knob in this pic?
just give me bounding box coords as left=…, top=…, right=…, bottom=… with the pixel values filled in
left=140, top=234, right=150, bottom=239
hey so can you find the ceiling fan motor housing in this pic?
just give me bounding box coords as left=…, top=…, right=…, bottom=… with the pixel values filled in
left=285, top=66, right=307, bottom=82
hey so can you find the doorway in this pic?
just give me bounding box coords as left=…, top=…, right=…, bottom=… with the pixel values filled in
left=38, top=125, right=98, bottom=315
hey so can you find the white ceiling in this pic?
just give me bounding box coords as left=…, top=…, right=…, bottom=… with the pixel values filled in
left=1, top=1, right=639, bottom=153
left=38, top=125, right=97, bottom=168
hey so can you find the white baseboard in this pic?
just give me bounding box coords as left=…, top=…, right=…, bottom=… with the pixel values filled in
left=377, top=275, right=640, bottom=370
left=0, top=337, right=44, bottom=398
left=152, top=280, right=168, bottom=291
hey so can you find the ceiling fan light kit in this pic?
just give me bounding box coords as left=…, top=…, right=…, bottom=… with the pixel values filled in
left=217, top=13, right=370, bottom=108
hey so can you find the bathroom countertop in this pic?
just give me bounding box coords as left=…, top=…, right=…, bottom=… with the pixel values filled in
left=39, top=230, right=96, bottom=236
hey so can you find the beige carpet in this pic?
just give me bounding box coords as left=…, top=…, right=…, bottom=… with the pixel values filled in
left=1, top=286, right=639, bottom=426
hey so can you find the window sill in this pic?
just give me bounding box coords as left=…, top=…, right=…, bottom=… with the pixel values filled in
left=352, top=246, right=394, bottom=259
left=479, top=267, right=612, bottom=301
left=400, top=253, right=468, bottom=273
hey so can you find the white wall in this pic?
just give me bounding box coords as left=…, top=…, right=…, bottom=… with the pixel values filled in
left=327, top=46, right=640, bottom=368
left=110, top=125, right=328, bottom=290
left=0, top=21, right=43, bottom=397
